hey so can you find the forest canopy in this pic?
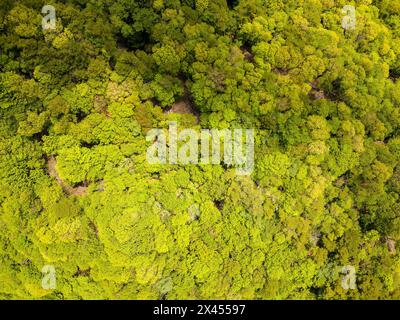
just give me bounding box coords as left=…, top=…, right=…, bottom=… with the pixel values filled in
left=1, top=0, right=400, bottom=300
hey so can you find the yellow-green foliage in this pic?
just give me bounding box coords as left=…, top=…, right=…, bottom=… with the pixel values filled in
left=0, top=0, right=400, bottom=300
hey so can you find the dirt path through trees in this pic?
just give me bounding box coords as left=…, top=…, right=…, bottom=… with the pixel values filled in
left=47, top=156, right=87, bottom=196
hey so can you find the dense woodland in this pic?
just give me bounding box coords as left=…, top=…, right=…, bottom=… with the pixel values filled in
left=1, top=0, right=400, bottom=299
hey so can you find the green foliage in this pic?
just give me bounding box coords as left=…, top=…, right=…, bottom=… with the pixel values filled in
left=1, top=0, right=400, bottom=300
